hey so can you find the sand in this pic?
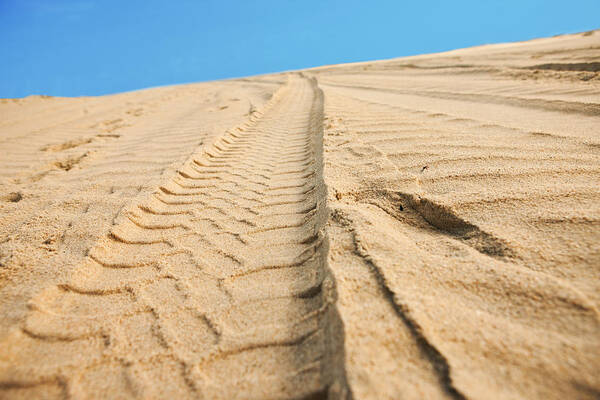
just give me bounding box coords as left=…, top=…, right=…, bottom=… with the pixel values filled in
left=0, top=31, right=599, bottom=399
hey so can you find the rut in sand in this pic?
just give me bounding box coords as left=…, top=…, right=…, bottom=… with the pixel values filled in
left=0, top=75, right=350, bottom=399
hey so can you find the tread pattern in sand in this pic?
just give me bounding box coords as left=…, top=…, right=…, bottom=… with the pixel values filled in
left=0, top=75, right=347, bottom=399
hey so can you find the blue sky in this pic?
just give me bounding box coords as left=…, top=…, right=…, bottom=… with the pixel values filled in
left=1, top=0, right=598, bottom=98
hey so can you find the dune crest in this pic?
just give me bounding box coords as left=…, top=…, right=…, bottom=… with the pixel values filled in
left=1, top=31, right=599, bottom=399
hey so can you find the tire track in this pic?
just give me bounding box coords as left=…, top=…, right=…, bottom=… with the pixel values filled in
left=0, top=75, right=349, bottom=399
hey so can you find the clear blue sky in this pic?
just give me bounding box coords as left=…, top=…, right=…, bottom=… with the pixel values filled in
left=1, top=0, right=598, bottom=98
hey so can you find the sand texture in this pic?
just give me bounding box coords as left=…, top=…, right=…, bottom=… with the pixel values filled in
left=1, top=31, right=599, bottom=399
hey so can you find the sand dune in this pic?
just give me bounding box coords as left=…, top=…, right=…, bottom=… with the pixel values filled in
left=1, top=31, right=599, bottom=399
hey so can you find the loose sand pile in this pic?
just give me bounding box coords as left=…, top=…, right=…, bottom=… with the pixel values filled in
left=1, top=31, right=599, bottom=399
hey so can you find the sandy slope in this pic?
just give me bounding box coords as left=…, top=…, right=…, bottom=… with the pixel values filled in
left=1, top=31, right=599, bottom=399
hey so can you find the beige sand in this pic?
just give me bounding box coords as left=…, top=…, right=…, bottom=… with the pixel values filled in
left=1, top=31, right=599, bottom=399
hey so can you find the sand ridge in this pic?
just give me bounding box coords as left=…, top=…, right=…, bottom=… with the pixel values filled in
left=1, top=30, right=599, bottom=399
